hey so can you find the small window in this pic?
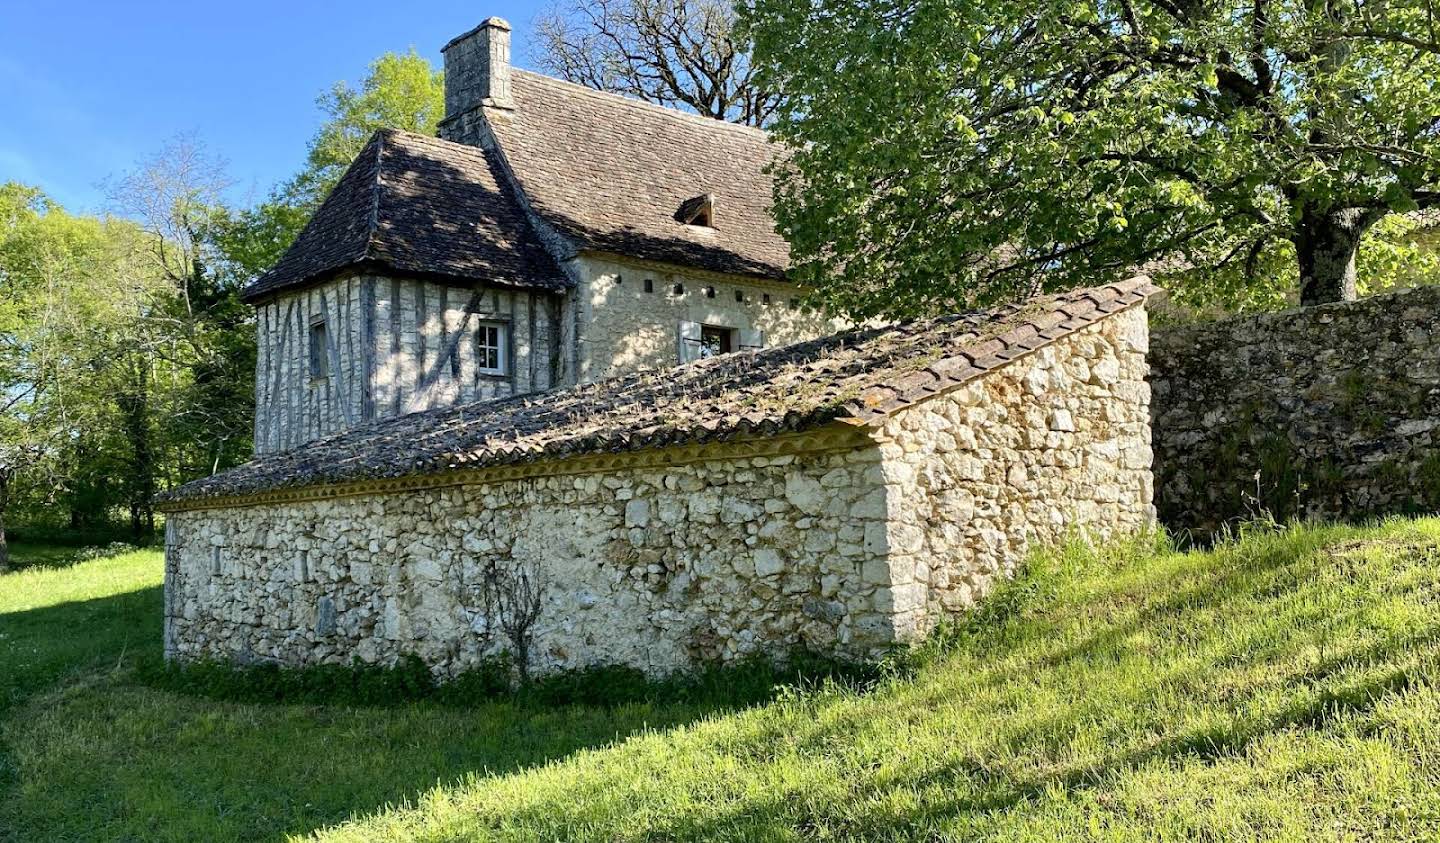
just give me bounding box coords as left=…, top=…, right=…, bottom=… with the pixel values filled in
left=675, top=193, right=715, bottom=228
left=762, top=293, right=771, bottom=305
left=476, top=321, right=507, bottom=375
left=308, top=319, right=329, bottom=380
left=673, top=283, right=685, bottom=296
left=699, top=325, right=734, bottom=358
left=644, top=278, right=654, bottom=293
left=734, top=290, right=745, bottom=303
left=704, top=286, right=717, bottom=299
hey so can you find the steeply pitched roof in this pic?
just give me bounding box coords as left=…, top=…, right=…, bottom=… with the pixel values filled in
left=164, top=278, right=1158, bottom=507
left=487, top=71, right=789, bottom=279
left=242, top=129, right=566, bottom=303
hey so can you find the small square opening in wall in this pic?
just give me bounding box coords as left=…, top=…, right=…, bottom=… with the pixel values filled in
left=673, top=283, right=685, bottom=296
left=644, top=278, right=654, bottom=293
left=704, top=286, right=717, bottom=299
left=735, top=290, right=745, bottom=303
left=763, top=293, right=771, bottom=304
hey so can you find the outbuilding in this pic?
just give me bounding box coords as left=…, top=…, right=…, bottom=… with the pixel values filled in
left=160, top=279, right=1159, bottom=677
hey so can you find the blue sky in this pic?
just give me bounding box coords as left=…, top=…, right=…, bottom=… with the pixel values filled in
left=0, top=0, right=546, bottom=214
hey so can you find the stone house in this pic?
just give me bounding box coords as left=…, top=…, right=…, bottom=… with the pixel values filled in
left=158, top=17, right=1160, bottom=677
left=248, top=17, right=844, bottom=454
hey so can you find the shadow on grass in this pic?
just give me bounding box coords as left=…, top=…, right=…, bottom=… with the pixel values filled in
left=378, top=525, right=1440, bottom=842
left=4, top=541, right=149, bottom=573
left=1, top=584, right=872, bottom=843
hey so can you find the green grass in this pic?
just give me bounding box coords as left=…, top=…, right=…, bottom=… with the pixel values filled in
left=5, top=522, right=1440, bottom=841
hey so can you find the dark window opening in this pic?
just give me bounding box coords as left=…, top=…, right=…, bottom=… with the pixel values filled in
left=704, top=286, right=716, bottom=299
left=700, top=325, right=734, bottom=358
left=675, top=193, right=715, bottom=228
left=673, top=283, right=685, bottom=296
left=735, top=290, right=745, bottom=303
left=308, top=319, right=329, bottom=379
left=644, top=278, right=654, bottom=293
left=763, top=293, right=772, bottom=304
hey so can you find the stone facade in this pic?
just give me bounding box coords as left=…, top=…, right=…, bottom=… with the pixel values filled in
left=567, top=253, right=850, bottom=382
left=1150, top=285, right=1440, bottom=535
left=254, top=275, right=561, bottom=454
left=165, top=312, right=1155, bottom=677
left=884, top=307, right=1154, bottom=631
left=253, top=265, right=842, bottom=454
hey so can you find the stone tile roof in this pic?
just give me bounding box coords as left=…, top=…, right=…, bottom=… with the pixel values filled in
left=165, top=278, right=1158, bottom=506
left=242, top=129, right=567, bottom=303
left=490, top=71, right=789, bottom=279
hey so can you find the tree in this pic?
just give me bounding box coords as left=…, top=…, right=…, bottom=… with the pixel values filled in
left=746, top=0, right=1440, bottom=317
left=0, top=184, right=146, bottom=563
left=284, top=50, right=444, bottom=212
left=534, top=0, right=780, bottom=126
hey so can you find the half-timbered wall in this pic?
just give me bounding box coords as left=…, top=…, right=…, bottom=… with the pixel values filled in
left=254, top=274, right=561, bottom=454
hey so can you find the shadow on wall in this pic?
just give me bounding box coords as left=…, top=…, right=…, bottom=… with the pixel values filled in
left=0, top=573, right=817, bottom=841
left=583, top=256, right=845, bottom=380
left=1147, top=285, right=1440, bottom=538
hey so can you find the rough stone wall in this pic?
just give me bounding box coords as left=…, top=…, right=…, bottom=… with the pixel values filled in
left=255, top=274, right=561, bottom=454
left=878, top=310, right=1155, bottom=633
left=164, top=442, right=902, bottom=678
left=173, top=306, right=1159, bottom=678
left=571, top=254, right=850, bottom=383
left=1150, top=285, right=1440, bottom=535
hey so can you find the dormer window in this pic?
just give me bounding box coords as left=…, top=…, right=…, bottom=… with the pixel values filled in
left=675, top=193, right=715, bottom=228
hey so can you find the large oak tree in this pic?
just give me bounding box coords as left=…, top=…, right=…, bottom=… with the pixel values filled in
left=747, top=0, right=1440, bottom=316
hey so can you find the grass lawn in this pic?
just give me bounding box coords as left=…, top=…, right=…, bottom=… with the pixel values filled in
left=4, top=521, right=1440, bottom=841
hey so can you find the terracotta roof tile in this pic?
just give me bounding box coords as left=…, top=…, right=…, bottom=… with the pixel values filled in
left=164, top=278, right=1159, bottom=506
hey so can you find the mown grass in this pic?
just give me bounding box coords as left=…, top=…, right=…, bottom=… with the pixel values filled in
left=4, top=520, right=1440, bottom=841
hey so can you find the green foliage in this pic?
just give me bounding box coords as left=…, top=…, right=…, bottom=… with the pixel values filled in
left=142, top=648, right=878, bottom=710
left=282, top=49, right=444, bottom=213
left=746, top=0, right=1440, bottom=317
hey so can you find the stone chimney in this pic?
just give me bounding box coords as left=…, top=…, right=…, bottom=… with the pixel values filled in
left=442, top=17, right=514, bottom=118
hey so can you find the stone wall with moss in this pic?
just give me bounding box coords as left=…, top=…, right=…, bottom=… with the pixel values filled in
left=1149, top=286, right=1440, bottom=535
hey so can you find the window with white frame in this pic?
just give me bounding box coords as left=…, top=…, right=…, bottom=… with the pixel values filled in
left=476, top=321, right=507, bottom=375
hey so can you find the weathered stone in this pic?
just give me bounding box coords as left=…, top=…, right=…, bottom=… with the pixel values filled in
left=315, top=596, right=337, bottom=637
left=1150, top=286, right=1440, bottom=535
left=163, top=305, right=1154, bottom=678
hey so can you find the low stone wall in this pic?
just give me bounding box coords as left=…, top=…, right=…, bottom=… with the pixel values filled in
left=164, top=435, right=902, bottom=678
left=886, top=307, right=1154, bottom=627
left=1149, top=285, right=1440, bottom=535
left=164, top=309, right=1157, bottom=678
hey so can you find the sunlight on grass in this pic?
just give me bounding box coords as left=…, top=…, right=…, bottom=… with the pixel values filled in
left=0, top=546, right=163, bottom=613
left=5, top=522, right=1440, bottom=841
left=300, top=519, right=1440, bottom=842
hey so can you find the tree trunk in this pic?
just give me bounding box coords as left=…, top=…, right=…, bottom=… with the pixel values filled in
left=118, top=361, right=157, bottom=540
left=0, top=472, right=10, bottom=574
left=1294, top=207, right=1381, bottom=306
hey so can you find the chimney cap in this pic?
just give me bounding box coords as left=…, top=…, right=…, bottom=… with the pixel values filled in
left=442, top=16, right=512, bottom=53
